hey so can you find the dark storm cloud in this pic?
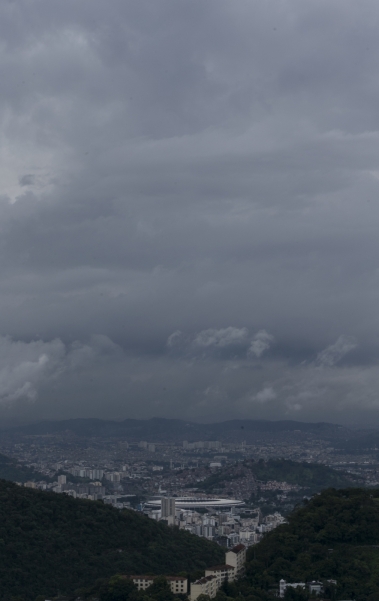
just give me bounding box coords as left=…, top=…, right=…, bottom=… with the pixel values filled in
left=0, top=0, right=379, bottom=424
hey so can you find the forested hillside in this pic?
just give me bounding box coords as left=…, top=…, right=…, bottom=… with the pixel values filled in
left=0, top=452, right=42, bottom=483
left=0, top=480, right=223, bottom=601
left=248, top=459, right=353, bottom=489
left=65, top=488, right=379, bottom=601
left=243, top=487, right=379, bottom=601
left=199, top=459, right=354, bottom=495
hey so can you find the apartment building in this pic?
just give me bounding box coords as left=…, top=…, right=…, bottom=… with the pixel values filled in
left=128, top=575, right=187, bottom=594
left=205, top=564, right=235, bottom=585
left=191, top=544, right=246, bottom=600
left=128, top=543, right=247, bottom=601
left=190, top=575, right=218, bottom=601
left=225, top=544, right=247, bottom=577
left=161, top=497, right=176, bottom=518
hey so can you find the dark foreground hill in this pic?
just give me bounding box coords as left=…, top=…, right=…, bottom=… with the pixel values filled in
left=63, top=488, right=379, bottom=601
left=0, top=480, right=223, bottom=601
left=243, top=487, right=379, bottom=601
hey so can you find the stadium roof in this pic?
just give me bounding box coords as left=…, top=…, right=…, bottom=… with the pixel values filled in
left=145, top=496, right=244, bottom=509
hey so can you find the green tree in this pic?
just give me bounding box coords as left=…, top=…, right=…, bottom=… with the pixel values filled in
left=145, top=578, right=175, bottom=601
left=99, top=576, right=138, bottom=601
left=284, top=587, right=308, bottom=601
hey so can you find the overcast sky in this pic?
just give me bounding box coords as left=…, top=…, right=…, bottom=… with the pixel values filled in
left=1, top=0, right=379, bottom=426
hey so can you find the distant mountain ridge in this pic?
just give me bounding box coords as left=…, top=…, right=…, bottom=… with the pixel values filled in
left=1, top=417, right=353, bottom=442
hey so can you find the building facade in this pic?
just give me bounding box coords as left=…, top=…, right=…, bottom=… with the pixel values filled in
left=225, top=544, right=247, bottom=577
left=279, top=580, right=306, bottom=598
left=161, top=497, right=176, bottom=518
left=190, top=575, right=218, bottom=601
left=128, top=575, right=187, bottom=595
left=205, top=564, right=235, bottom=585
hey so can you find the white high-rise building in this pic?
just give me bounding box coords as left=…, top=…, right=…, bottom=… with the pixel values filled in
left=161, top=497, right=176, bottom=518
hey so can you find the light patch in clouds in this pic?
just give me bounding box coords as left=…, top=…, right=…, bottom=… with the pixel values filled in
left=248, top=330, right=274, bottom=358
left=0, top=334, right=120, bottom=406
left=166, top=327, right=275, bottom=360
left=316, top=335, right=358, bottom=367
left=0, top=336, right=64, bottom=404
left=252, top=386, right=277, bottom=404
left=166, top=330, right=183, bottom=348
left=193, top=327, right=249, bottom=348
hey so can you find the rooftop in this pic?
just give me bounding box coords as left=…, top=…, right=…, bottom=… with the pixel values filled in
left=229, top=544, right=246, bottom=553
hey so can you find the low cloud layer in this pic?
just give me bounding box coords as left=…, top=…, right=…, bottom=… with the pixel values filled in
left=0, top=330, right=375, bottom=427
left=0, top=0, right=379, bottom=425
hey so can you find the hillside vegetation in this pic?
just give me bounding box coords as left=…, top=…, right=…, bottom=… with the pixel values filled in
left=67, top=488, right=379, bottom=601
left=0, top=452, right=42, bottom=483
left=249, top=459, right=353, bottom=489
left=243, top=487, right=379, bottom=601
left=2, top=483, right=379, bottom=601
left=0, top=480, right=223, bottom=601
left=199, top=459, right=354, bottom=495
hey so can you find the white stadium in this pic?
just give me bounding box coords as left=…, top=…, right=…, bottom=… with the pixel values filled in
left=145, top=496, right=245, bottom=510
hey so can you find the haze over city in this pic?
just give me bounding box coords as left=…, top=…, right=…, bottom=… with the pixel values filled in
left=1, top=0, right=379, bottom=426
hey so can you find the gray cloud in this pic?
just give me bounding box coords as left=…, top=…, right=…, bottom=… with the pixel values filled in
left=0, top=334, right=120, bottom=406
left=316, top=335, right=358, bottom=367
left=251, top=387, right=277, bottom=404
left=19, top=174, right=36, bottom=187
left=0, top=0, right=378, bottom=424
left=193, top=327, right=249, bottom=349
left=248, top=330, right=275, bottom=358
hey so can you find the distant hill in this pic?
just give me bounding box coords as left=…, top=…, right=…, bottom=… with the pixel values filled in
left=244, top=487, right=379, bottom=601
left=335, top=430, right=379, bottom=453
left=3, top=417, right=352, bottom=443
left=0, top=452, right=43, bottom=483
left=0, top=480, right=223, bottom=600
left=248, top=458, right=354, bottom=489
left=198, top=458, right=355, bottom=496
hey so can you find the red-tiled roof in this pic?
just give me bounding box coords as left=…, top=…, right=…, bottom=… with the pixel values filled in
left=229, top=544, right=246, bottom=553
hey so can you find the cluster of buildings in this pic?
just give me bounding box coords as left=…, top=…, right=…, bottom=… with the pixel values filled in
left=279, top=579, right=337, bottom=597
left=120, top=555, right=339, bottom=601
left=127, top=543, right=246, bottom=601
left=143, top=497, right=285, bottom=546
left=4, top=425, right=379, bottom=492
left=68, top=467, right=105, bottom=479
left=183, top=441, right=222, bottom=451
left=23, top=475, right=132, bottom=508
left=10, top=427, right=375, bottom=524
left=22, top=484, right=286, bottom=545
